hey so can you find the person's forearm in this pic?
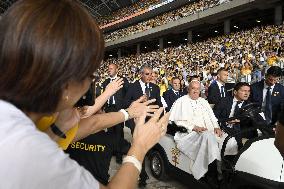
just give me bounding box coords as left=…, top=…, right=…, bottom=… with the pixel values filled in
left=87, top=111, right=125, bottom=130
left=73, top=112, right=125, bottom=142
left=89, top=91, right=112, bottom=115
left=100, top=145, right=146, bottom=189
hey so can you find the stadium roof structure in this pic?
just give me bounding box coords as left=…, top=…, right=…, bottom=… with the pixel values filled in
left=80, top=0, right=139, bottom=18
left=0, top=0, right=138, bottom=18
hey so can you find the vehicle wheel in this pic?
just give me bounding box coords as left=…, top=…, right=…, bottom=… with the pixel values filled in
left=149, top=150, right=167, bottom=180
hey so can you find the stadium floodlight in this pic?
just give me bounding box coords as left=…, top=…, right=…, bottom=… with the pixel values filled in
left=184, top=38, right=188, bottom=41
left=214, top=30, right=218, bottom=33
left=256, top=20, right=261, bottom=23
left=168, top=41, right=172, bottom=44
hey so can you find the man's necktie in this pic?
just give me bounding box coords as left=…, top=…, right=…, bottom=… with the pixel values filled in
left=233, top=101, right=242, bottom=117
left=265, top=86, right=272, bottom=124
left=175, top=91, right=179, bottom=97
left=221, top=86, right=225, bottom=98
left=109, top=78, right=115, bottom=105
left=145, top=85, right=150, bottom=99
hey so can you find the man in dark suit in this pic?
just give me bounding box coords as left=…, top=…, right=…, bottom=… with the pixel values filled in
left=250, top=66, right=284, bottom=127
left=124, top=65, right=162, bottom=187
left=124, top=65, right=162, bottom=116
left=214, top=82, right=254, bottom=149
left=102, top=63, right=130, bottom=164
left=163, top=77, right=182, bottom=112
left=208, top=68, right=230, bottom=106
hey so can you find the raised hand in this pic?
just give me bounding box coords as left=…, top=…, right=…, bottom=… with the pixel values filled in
left=77, top=106, right=94, bottom=119
left=104, top=77, right=124, bottom=97
left=127, top=96, right=159, bottom=119
left=132, top=107, right=170, bottom=156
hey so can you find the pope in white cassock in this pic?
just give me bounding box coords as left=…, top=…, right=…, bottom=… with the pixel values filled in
left=169, top=80, right=238, bottom=180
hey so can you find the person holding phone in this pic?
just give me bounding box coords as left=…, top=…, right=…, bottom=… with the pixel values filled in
left=0, top=1, right=169, bottom=189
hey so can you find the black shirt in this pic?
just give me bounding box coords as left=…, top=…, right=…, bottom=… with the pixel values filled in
left=65, top=130, right=115, bottom=185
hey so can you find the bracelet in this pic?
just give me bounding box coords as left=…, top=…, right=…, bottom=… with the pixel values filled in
left=119, top=109, right=129, bottom=121
left=50, top=123, right=66, bottom=139
left=122, top=155, right=142, bottom=173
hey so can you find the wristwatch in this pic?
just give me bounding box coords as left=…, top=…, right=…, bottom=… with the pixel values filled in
left=50, top=123, right=66, bottom=139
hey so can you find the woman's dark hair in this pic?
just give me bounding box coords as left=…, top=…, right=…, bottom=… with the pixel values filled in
left=0, top=0, right=104, bottom=113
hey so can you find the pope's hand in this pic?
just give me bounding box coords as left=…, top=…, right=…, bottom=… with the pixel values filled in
left=192, top=126, right=207, bottom=133
left=214, top=128, right=223, bottom=137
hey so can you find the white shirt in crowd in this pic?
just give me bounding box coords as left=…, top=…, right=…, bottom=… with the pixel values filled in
left=216, top=80, right=226, bottom=97
left=0, top=100, right=99, bottom=189
left=229, top=97, right=244, bottom=118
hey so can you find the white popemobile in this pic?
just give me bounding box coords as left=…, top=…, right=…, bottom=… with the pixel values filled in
left=148, top=103, right=284, bottom=189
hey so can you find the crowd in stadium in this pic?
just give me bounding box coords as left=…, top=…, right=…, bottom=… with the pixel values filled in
left=97, top=0, right=160, bottom=26
left=99, top=23, right=284, bottom=96
left=1, top=0, right=284, bottom=189
left=104, top=0, right=227, bottom=42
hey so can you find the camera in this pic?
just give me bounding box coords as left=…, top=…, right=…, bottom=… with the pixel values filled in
left=75, top=82, right=95, bottom=107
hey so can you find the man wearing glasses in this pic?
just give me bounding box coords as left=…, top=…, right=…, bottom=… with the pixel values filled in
left=250, top=66, right=284, bottom=127
left=124, top=65, right=163, bottom=116
left=124, top=65, right=162, bottom=187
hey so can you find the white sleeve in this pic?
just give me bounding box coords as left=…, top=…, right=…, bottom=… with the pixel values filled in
left=202, top=98, right=220, bottom=128
left=169, top=98, right=195, bottom=131
left=0, top=125, right=100, bottom=189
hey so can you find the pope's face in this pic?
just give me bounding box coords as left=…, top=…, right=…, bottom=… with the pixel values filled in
left=188, top=81, right=200, bottom=100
